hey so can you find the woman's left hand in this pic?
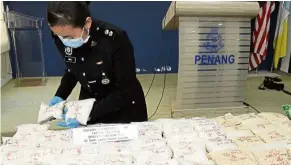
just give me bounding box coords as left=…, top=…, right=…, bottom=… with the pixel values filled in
left=56, top=107, right=80, bottom=128
left=56, top=118, right=80, bottom=128
left=56, top=99, right=95, bottom=128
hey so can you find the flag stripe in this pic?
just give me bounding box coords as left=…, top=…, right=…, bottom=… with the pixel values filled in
left=254, top=2, right=273, bottom=53
left=249, top=1, right=275, bottom=70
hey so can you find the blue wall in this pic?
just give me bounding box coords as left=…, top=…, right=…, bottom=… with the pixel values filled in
left=4, top=1, right=275, bottom=77
left=5, top=1, right=178, bottom=76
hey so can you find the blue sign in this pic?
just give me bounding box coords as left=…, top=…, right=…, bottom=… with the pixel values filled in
left=194, top=27, right=235, bottom=65
left=194, top=54, right=235, bottom=65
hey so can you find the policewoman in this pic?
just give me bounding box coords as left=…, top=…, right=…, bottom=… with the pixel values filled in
left=47, top=1, right=148, bottom=127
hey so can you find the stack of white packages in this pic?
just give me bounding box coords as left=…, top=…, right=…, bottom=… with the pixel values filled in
left=192, top=118, right=226, bottom=140
left=192, top=116, right=237, bottom=154
left=208, top=150, right=258, bottom=165
left=132, top=121, right=174, bottom=165
left=253, top=149, right=289, bottom=165
left=158, top=118, right=223, bottom=165
left=208, top=112, right=291, bottom=165
left=3, top=112, right=291, bottom=165
left=167, top=135, right=213, bottom=165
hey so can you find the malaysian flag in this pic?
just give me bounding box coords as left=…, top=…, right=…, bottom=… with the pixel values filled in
left=249, top=1, right=276, bottom=70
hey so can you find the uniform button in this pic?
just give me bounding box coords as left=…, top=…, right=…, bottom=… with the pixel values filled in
left=68, top=69, right=70, bottom=72
left=132, top=101, right=135, bottom=104
left=81, top=57, right=84, bottom=61
left=109, top=31, right=113, bottom=36
left=87, top=84, right=90, bottom=88
left=104, top=29, right=109, bottom=35
left=83, top=72, right=86, bottom=76
left=96, top=27, right=99, bottom=31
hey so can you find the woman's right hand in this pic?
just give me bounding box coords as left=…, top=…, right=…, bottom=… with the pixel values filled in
left=49, top=96, right=64, bottom=107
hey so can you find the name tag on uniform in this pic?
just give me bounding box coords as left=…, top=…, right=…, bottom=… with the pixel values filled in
left=88, top=80, right=97, bottom=84
left=64, top=56, right=76, bottom=63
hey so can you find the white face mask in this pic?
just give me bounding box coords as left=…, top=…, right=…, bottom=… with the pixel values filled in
left=58, top=27, right=90, bottom=48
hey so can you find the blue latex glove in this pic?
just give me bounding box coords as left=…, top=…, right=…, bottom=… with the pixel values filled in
left=56, top=118, right=80, bottom=129
left=49, top=96, right=64, bottom=107
left=56, top=108, right=80, bottom=129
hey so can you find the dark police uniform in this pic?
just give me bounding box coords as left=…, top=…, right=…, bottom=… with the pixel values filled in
left=51, top=19, right=148, bottom=124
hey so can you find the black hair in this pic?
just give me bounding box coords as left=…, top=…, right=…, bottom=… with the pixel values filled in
left=47, top=1, right=91, bottom=28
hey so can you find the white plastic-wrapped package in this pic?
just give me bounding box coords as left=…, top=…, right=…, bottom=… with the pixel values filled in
left=248, top=141, right=289, bottom=152
left=232, top=135, right=264, bottom=148
left=248, top=123, right=277, bottom=134
left=37, top=142, right=64, bottom=155
left=12, top=132, right=40, bottom=142
left=135, top=146, right=173, bottom=163
left=22, top=148, right=54, bottom=164
left=99, top=141, right=133, bottom=155
left=132, top=122, right=163, bottom=138
left=55, top=129, right=74, bottom=143
left=14, top=129, right=72, bottom=145
left=208, top=150, right=257, bottom=165
left=223, top=113, right=235, bottom=120
left=36, top=130, right=65, bottom=143
left=134, top=141, right=172, bottom=162
left=219, top=114, right=250, bottom=133
left=0, top=146, right=26, bottom=162
left=13, top=130, right=60, bottom=145
left=193, top=120, right=222, bottom=132
left=62, top=145, right=84, bottom=155
left=210, top=117, right=225, bottom=125
left=15, top=124, right=50, bottom=134
left=180, top=160, right=216, bottom=165
left=234, top=113, right=257, bottom=122
left=55, top=154, right=98, bottom=165
left=192, top=118, right=216, bottom=124
left=162, top=119, right=196, bottom=138
left=97, top=154, right=134, bottom=165
left=257, top=130, right=288, bottom=143
left=220, top=118, right=241, bottom=128
left=79, top=144, right=100, bottom=155
left=1, top=160, right=51, bottom=165
left=135, top=159, right=179, bottom=165
left=253, top=149, right=289, bottom=165
left=274, top=120, right=291, bottom=132
left=198, top=128, right=226, bottom=140
left=3, top=138, right=39, bottom=148
left=257, top=112, right=290, bottom=122
left=37, top=101, right=65, bottom=124
left=172, top=145, right=209, bottom=163
left=211, top=113, right=234, bottom=125
left=135, top=141, right=167, bottom=152
left=190, top=117, right=208, bottom=121
left=218, top=113, right=255, bottom=127
left=225, top=129, right=254, bottom=139
left=222, top=124, right=249, bottom=133
left=65, top=99, right=95, bottom=125
left=168, top=136, right=208, bottom=162
left=206, top=138, right=237, bottom=153
left=241, top=117, right=269, bottom=128
left=132, top=136, right=165, bottom=149
left=167, top=135, right=207, bottom=151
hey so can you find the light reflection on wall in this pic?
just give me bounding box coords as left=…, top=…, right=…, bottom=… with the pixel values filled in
left=136, top=65, right=171, bottom=73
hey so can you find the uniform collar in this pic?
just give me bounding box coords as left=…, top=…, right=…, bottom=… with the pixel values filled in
left=86, top=19, right=117, bottom=48
left=86, top=19, right=104, bottom=48
left=89, top=19, right=104, bottom=41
